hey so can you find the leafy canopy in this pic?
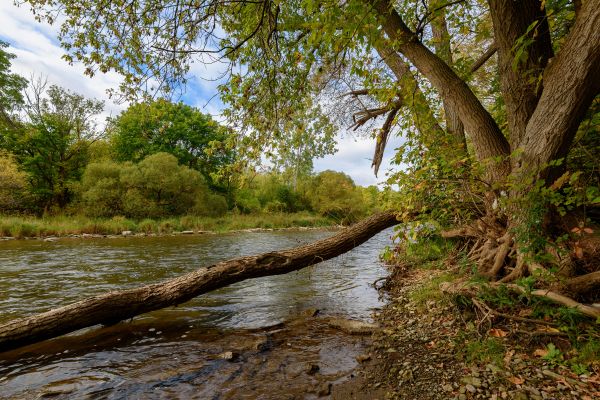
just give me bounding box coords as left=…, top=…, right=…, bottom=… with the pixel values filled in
left=111, top=99, right=234, bottom=187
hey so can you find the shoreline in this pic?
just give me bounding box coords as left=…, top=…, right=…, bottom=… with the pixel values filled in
left=0, top=224, right=344, bottom=242
left=0, top=212, right=341, bottom=241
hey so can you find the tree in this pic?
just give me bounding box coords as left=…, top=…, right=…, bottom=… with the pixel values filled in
left=111, top=99, right=234, bottom=190
left=78, top=152, right=226, bottom=218
left=3, top=81, right=104, bottom=212
left=21, top=0, right=600, bottom=313
left=0, top=41, right=27, bottom=131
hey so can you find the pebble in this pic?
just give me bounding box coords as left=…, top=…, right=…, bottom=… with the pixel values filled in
left=465, top=384, right=476, bottom=393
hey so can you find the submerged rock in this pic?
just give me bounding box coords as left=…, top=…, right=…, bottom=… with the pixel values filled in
left=218, top=351, right=240, bottom=361
left=326, top=318, right=379, bottom=335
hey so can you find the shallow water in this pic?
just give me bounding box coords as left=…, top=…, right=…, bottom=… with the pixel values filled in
left=0, top=228, right=394, bottom=399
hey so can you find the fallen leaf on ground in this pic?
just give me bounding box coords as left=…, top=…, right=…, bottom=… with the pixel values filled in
left=489, top=328, right=508, bottom=337
left=503, top=350, right=514, bottom=367
left=518, top=308, right=533, bottom=317
left=534, top=348, right=548, bottom=357
left=507, top=376, right=524, bottom=385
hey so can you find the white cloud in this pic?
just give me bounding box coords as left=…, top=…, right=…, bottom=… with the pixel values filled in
left=314, top=132, right=403, bottom=186
left=0, top=2, right=127, bottom=120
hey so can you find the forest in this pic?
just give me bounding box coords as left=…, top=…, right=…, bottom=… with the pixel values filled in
left=0, top=54, right=379, bottom=237
left=0, top=0, right=599, bottom=398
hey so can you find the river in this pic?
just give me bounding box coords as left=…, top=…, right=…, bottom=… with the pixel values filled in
left=0, top=228, right=394, bottom=399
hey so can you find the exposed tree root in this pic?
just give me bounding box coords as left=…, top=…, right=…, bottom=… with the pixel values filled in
left=440, top=279, right=600, bottom=319
left=565, top=271, right=600, bottom=295
left=440, top=212, right=600, bottom=320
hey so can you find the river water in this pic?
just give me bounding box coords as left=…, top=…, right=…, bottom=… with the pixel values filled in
left=0, top=228, right=394, bottom=399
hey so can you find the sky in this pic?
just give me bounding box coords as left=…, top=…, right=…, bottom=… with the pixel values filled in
left=0, top=1, right=402, bottom=186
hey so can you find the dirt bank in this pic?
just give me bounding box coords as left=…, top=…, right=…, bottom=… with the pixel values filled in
left=332, top=264, right=600, bottom=400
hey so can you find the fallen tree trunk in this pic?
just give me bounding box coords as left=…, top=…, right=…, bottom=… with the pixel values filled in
left=0, top=211, right=399, bottom=353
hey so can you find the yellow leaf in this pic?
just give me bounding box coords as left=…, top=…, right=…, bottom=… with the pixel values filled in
left=550, top=172, right=570, bottom=190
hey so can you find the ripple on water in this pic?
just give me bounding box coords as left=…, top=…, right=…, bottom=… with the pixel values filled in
left=0, top=227, right=396, bottom=398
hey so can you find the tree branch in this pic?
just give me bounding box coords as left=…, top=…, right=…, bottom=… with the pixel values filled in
left=368, top=0, right=510, bottom=181
left=470, top=42, right=497, bottom=73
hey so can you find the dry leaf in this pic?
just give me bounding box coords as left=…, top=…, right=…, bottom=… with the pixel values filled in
left=583, top=227, right=594, bottom=234
left=533, top=348, right=548, bottom=357
left=489, top=328, right=508, bottom=337
left=503, top=349, right=514, bottom=367
left=508, top=376, right=524, bottom=385
left=574, top=245, right=584, bottom=259
left=518, top=308, right=533, bottom=317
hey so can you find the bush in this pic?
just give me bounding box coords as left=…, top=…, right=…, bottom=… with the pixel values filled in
left=193, top=192, right=228, bottom=217
left=0, top=151, right=30, bottom=213
left=309, top=170, right=367, bottom=223
left=77, top=152, right=215, bottom=218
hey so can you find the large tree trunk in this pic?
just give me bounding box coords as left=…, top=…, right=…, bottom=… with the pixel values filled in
left=430, top=9, right=467, bottom=153
left=369, top=0, right=511, bottom=182
left=518, top=0, right=600, bottom=176
left=488, top=0, right=553, bottom=146
left=0, top=211, right=399, bottom=353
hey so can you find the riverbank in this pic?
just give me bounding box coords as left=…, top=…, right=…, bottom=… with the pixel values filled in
left=336, top=248, right=600, bottom=399
left=0, top=212, right=337, bottom=239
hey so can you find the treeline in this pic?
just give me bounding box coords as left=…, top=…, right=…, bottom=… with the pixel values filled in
left=0, top=43, right=377, bottom=224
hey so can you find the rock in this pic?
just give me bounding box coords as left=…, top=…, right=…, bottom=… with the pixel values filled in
left=513, top=390, right=529, bottom=400
left=326, top=318, right=379, bottom=335
left=443, top=384, right=454, bottom=392
left=486, top=363, right=502, bottom=375
left=317, top=383, right=332, bottom=397
left=43, top=237, right=58, bottom=242
left=356, top=353, right=371, bottom=363
left=218, top=351, right=240, bottom=361
left=121, top=230, right=133, bottom=236
left=181, top=230, right=194, bottom=234
left=462, top=376, right=482, bottom=387
left=465, top=384, right=476, bottom=393
left=253, top=336, right=271, bottom=352
left=305, top=363, right=320, bottom=375
left=301, top=308, right=320, bottom=317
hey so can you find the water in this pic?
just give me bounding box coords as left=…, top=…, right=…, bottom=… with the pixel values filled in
left=0, top=228, right=394, bottom=399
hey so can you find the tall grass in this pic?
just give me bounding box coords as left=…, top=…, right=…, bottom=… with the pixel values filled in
left=0, top=212, right=336, bottom=238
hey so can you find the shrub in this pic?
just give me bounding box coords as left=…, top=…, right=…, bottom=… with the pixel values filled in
left=309, top=170, right=367, bottom=223
left=0, top=151, right=29, bottom=213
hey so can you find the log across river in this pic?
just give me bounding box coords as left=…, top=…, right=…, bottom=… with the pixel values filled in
left=0, top=212, right=398, bottom=393
left=0, top=212, right=398, bottom=352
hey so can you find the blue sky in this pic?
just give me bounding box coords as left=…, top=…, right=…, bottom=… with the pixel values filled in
left=0, top=1, right=402, bottom=186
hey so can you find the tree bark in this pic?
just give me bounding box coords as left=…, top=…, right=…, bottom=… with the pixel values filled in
left=374, top=42, right=445, bottom=137
left=369, top=0, right=511, bottom=182
left=518, top=0, right=600, bottom=175
left=0, top=211, right=399, bottom=353
left=431, top=9, right=467, bottom=152
left=488, top=0, right=553, bottom=146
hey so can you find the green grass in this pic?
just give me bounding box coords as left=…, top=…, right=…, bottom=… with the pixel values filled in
left=0, top=212, right=335, bottom=238
left=408, top=272, right=457, bottom=309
